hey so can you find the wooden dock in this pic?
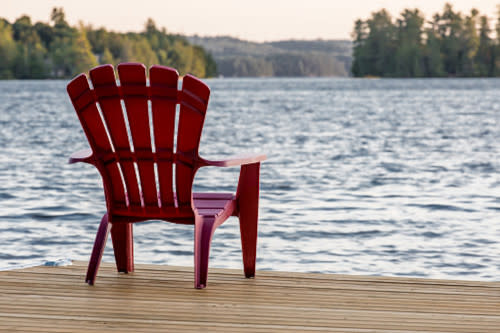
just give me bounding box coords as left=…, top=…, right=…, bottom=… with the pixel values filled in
left=1, top=261, right=499, bottom=332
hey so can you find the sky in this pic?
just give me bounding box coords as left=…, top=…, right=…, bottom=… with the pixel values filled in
left=3, top=0, right=500, bottom=42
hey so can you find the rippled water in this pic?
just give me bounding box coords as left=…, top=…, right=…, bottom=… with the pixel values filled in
left=0, top=78, right=499, bottom=281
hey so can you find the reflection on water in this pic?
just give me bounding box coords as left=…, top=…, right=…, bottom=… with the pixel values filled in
left=0, top=78, right=499, bottom=280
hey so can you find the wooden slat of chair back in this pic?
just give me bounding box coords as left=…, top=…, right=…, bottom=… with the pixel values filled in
left=176, top=74, right=210, bottom=208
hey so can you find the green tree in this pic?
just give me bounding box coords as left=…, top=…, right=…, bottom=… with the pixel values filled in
left=437, top=3, right=464, bottom=76
left=422, top=21, right=445, bottom=77
left=11, top=16, right=49, bottom=78
left=190, top=45, right=207, bottom=77
left=72, top=25, right=98, bottom=73
left=170, top=39, right=193, bottom=74
left=127, top=37, right=159, bottom=67
left=351, top=19, right=369, bottom=76
left=100, top=47, right=115, bottom=65
left=460, top=9, right=480, bottom=76
left=51, top=7, right=68, bottom=29
left=365, top=9, right=397, bottom=76
left=475, top=15, right=494, bottom=76
left=12, top=15, right=32, bottom=41
left=395, top=9, right=425, bottom=77
left=33, top=22, right=53, bottom=49
left=50, top=24, right=97, bottom=77
left=0, top=20, right=17, bottom=78
left=14, top=34, right=48, bottom=78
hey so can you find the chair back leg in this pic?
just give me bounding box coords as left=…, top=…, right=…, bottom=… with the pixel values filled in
left=86, top=213, right=111, bottom=285
left=111, top=223, right=135, bottom=273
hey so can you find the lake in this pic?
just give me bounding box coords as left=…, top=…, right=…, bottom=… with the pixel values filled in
left=0, top=77, right=499, bottom=281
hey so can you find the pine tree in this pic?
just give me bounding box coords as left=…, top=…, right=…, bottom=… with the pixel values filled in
left=395, top=9, right=425, bottom=77
left=475, top=16, right=494, bottom=76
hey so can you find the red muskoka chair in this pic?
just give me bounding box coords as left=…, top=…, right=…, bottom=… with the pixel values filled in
left=67, top=63, right=265, bottom=288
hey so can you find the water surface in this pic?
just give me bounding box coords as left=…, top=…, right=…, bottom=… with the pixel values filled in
left=0, top=78, right=499, bottom=280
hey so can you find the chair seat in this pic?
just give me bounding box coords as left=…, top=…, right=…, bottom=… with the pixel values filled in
left=110, top=192, right=237, bottom=222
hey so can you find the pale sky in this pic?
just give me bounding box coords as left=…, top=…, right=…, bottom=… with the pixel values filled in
left=3, top=0, right=500, bottom=41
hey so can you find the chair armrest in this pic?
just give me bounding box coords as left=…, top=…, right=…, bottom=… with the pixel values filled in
left=199, top=153, right=266, bottom=167
left=69, top=148, right=94, bottom=164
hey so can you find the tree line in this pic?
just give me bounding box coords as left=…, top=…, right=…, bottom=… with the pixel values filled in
left=0, top=8, right=216, bottom=79
left=352, top=4, right=500, bottom=77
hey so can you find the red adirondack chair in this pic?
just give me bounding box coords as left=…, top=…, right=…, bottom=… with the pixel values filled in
left=67, top=63, right=265, bottom=288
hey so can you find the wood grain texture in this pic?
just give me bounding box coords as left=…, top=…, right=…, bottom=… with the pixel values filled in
left=1, top=262, right=499, bottom=332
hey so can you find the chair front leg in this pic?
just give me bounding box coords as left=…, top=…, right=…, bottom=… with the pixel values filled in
left=236, top=162, right=261, bottom=278
left=111, top=222, right=134, bottom=273
left=194, top=215, right=216, bottom=289
left=86, top=213, right=111, bottom=285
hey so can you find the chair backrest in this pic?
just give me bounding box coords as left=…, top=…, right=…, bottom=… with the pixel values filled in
left=67, top=63, right=210, bottom=214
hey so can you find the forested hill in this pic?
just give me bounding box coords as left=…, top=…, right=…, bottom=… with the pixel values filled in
left=0, top=8, right=216, bottom=79
left=187, top=36, right=352, bottom=77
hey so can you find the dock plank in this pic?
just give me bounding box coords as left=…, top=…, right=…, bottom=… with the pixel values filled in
left=1, top=262, right=499, bottom=332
